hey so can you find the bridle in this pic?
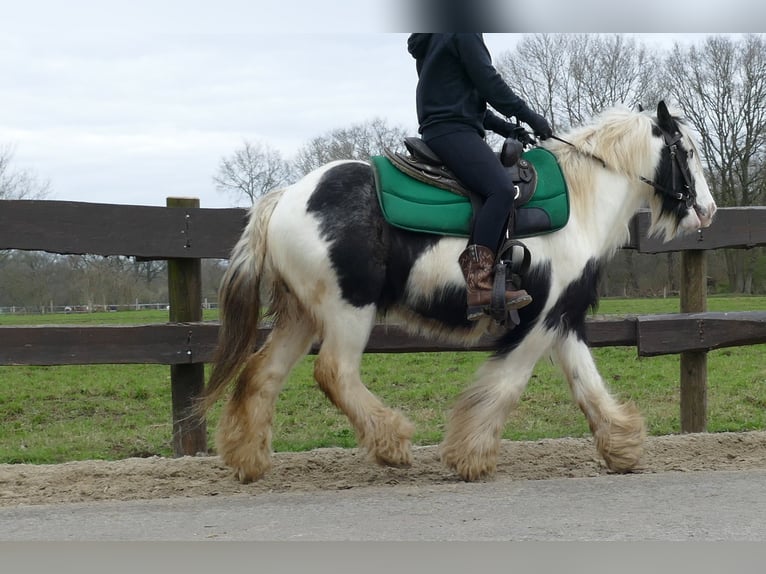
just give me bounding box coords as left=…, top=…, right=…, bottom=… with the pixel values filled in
left=549, top=125, right=697, bottom=209
left=637, top=129, right=696, bottom=208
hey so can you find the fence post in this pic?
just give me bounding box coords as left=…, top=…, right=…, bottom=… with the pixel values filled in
left=167, top=197, right=208, bottom=456
left=680, top=249, right=707, bottom=432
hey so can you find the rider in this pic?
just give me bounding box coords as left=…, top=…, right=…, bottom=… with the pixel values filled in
left=407, top=33, right=553, bottom=320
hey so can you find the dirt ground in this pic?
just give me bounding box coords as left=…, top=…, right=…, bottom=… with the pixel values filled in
left=2, top=431, right=766, bottom=507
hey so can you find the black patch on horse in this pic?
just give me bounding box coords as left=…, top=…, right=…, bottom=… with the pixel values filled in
left=494, top=261, right=553, bottom=356
left=307, top=162, right=440, bottom=309
left=494, top=258, right=601, bottom=355
left=652, top=113, right=696, bottom=225
left=543, top=258, right=602, bottom=342
left=379, top=226, right=442, bottom=310
left=406, top=283, right=474, bottom=329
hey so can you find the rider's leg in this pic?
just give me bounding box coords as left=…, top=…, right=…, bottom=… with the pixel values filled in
left=425, top=130, right=531, bottom=319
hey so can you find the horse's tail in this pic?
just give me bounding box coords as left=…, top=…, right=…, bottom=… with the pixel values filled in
left=198, top=188, right=285, bottom=414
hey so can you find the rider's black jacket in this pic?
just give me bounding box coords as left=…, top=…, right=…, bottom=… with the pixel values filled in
left=407, top=33, right=537, bottom=140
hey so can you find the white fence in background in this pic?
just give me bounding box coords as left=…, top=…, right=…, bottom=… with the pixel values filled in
left=0, top=300, right=218, bottom=315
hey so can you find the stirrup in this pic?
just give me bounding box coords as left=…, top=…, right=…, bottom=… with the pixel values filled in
left=489, top=240, right=532, bottom=328
left=466, top=304, right=486, bottom=322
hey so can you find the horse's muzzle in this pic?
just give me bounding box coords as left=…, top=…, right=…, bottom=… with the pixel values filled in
left=695, top=202, right=717, bottom=228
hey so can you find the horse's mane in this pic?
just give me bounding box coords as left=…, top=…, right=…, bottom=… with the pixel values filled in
left=542, top=105, right=664, bottom=222
left=550, top=105, right=658, bottom=179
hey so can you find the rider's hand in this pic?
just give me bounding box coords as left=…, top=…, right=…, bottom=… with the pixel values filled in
left=512, top=126, right=536, bottom=147
left=525, top=112, right=553, bottom=141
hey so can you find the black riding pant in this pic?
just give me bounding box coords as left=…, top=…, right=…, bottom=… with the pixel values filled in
left=424, top=129, right=514, bottom=252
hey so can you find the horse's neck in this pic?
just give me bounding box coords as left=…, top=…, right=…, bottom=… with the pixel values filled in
left=556, top=114, right=658, bottom=257
left=574, top=172, right=645, bottom=257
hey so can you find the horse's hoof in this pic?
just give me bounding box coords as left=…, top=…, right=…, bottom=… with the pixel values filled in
left=365, top=409, right=414, bottom=468
left=219, top=446, right=272, bottom=483
left=457, top=462, right=496, bottom=482
left=370, top=434, right=414, bottom=468
left=441, top=451, right=497, bottom=482
left=232, top=461, right=271, bottom=484
left=594, top=402, right=646, bottom=473
left=373, top=447, right=413, bottom=468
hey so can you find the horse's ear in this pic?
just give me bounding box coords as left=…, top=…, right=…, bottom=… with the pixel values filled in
left=657, top=100, right=674, bottom=131
left=637, top=103, right=644, bottom=112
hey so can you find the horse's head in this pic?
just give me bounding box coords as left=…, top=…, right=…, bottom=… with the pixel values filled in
left=646, top=101, right=717, bottom=239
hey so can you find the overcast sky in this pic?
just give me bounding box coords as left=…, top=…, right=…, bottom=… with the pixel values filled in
left=0, top=2, right=754, bottom=208
left=2, top=32, right=423, bottom=208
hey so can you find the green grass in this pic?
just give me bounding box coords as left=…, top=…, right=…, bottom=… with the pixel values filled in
left=0, top=364, right=174, bottom=463
left=595, top=294, right=766, bottom=315
left=0, top=297, right=764, bottom=464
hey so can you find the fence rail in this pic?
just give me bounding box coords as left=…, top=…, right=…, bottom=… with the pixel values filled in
left=2, top=199, right=765, bottom=455
left=2, top=200, right=765, bottom=259
left=2, top=312, right=765, bottom=366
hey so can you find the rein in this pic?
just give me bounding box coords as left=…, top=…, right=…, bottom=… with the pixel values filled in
left=549, top=130, right=695, bottom=208
left=549, top=134, right=608, bottom=169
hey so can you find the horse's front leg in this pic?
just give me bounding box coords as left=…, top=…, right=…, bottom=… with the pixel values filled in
left=441, top=329, right=549, bottom=481
left=552, top=333, right=646, bottom=472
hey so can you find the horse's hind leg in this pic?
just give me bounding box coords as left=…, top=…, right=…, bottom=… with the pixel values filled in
left=552, top=334, right=646, bottom=472
left=216, top=299, right=316, bottom=483
left=313, top=305, right=415, bottom=467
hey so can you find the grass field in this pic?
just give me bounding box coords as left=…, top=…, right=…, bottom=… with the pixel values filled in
left=1, top=296, right=764, bottom=464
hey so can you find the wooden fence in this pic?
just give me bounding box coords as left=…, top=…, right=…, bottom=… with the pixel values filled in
left=1, top=199, right=765, bottom=455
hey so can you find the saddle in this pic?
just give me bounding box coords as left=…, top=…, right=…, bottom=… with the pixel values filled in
left=382, top=136, right=538, bottom=330
left=384, top=136, right=538, bottom=214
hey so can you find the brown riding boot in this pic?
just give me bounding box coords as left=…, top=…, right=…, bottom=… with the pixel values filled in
left=458, top=244, right=532, bottom=320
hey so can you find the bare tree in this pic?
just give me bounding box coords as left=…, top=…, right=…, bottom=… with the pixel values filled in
left=214, top=140, right=293, bottom=205
left=0, top=144, right=51, bottom=200
left=132, top=259, right=167, bottom=286
left=293, top=117, right=408, bottom=177
left=201, top=259, right=227, bottom=303
left=496, top=34, right=662, bottom=132
left=495, top=33, right=569, bottom=130
left=62, top=255, right=168, bottom=310
left=664, top=34, right=766, bottom=292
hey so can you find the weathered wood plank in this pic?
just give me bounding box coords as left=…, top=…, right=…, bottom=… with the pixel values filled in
left=637, top=311, right=766, bottom=356
left=0, top=200, right=245, bottom=259
left=0, top=323, right=490, bottom=365
left=0, top=323, right=220, bottom=365
left=1, top=314, right=762, bottom=367
left=584, top=317, right=638, bottom=347
left=2, top=201, right=765, bottom=259
left=0, top=317, right=654, bottom=367
left=628, top=206, right=766, bottom=253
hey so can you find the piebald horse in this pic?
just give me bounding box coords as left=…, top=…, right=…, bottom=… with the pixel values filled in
left=201, top=102, right=716, bottom=482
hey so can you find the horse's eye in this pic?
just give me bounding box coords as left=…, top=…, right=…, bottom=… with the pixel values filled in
left=688, top=148, right=694, bottom=159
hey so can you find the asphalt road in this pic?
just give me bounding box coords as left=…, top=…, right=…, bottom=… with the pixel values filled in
left=2, top=469, right=765, bottom=541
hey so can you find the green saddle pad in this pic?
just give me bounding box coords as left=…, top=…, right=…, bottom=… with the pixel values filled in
left=371, top=147, right=569, bottom=238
